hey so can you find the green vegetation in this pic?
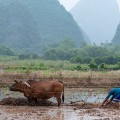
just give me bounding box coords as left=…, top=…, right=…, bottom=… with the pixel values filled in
left=0, top=56, right=120, bottom=72
left=0, top=59, right=76, bottom=72
left=43, top=40, right=120, bottom=66
left=1, top=39, right=120, bottom=72
left=0, top=46, right=15, bottom=56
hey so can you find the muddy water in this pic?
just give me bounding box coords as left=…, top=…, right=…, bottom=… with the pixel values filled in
left=0, top=106, right=81, bottom=120
left=0, top=105, right=120, bottom=120
left=50, top=88, right=107, bottom=104
left=65, top=88, right=106, bottom=103
left=0, top=88, right=107, bottom=103
left=0, top=88, right=120, bottom=120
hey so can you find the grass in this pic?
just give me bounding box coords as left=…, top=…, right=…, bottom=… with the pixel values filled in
left=0, top=55, right=120, bottom=72
left=0, top=58, right=82, bottom=72
left=0, top=56, right=120, bottom=87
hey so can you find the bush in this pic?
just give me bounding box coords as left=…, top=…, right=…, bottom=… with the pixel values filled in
left=89, top=59, right=98, bottom=70
left=18, top=53, right=39, bottom=60
left=99, top=63, right=105, bottom=69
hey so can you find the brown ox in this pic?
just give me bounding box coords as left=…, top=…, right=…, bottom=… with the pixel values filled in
left=10, top=80, right=64, bottom=106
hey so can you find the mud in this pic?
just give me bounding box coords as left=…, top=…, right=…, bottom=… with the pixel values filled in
left=0, top=88, right=120, bottom=120
left=0, top=97, right=55, bottom=106
left=0, top=97, right=119, bottom=109
left=0, top=105, right=120, bottom=120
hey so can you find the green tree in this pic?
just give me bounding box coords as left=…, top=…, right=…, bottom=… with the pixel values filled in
left=0, top=46, right=15, bottom=56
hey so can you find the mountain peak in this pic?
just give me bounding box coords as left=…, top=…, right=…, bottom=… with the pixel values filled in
left=71, top=0, right=120, bottom=44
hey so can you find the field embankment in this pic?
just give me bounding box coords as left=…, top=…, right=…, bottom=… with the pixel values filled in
left=0, top=70, right=120, bottom=88
left=0, top=58, right=120, bottom=88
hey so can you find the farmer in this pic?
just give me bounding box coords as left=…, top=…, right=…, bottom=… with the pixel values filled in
left=101, top=88, right=120, bottom=106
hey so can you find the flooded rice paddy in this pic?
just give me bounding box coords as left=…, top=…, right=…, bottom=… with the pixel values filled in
left=0, top=87, right=120, bottom=120
left=0, top=88, right=107, bottom=103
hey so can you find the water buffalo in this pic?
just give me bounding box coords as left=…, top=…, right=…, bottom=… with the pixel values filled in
left=10, top=80, right=64, bottom=106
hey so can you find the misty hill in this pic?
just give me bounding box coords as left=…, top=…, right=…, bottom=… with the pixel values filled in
left=0, top=0, right=87, bottom=53
left=71, top=0, right=120, bottom=44
left=112, top=23, right=120, bottom=45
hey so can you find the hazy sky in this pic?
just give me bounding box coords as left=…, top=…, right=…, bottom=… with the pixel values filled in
left=116, top=0, right=120, bottom=9
left=59, top=0, right=120, bottom=11
left=59, top=0, right=79, bottom=10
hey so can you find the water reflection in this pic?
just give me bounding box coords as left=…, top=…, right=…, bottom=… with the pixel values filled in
left=45, top=108, right=80, bottom=120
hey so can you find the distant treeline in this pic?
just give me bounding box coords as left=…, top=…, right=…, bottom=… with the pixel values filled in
left=0, top=46, right=15, bottom=56
left=1, top=39, right=120, bottom=66
left=42, top=39, right=120, bottom=65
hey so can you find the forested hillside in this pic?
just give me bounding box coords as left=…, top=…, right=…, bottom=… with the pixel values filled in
left=0, top=0, right=88, bottom=53
left=0, top=2, right=41, bottom=53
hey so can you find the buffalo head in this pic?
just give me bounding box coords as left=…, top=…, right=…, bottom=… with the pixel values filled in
left=10, top=80, right=30, bottom=92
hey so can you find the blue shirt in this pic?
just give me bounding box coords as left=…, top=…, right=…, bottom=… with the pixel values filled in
left=106, top=88, right=120, bottom=100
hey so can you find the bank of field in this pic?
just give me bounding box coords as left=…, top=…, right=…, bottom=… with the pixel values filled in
left=0, top=56, right=120, bottom=87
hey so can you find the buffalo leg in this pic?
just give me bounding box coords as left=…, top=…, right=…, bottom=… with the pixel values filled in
left=28, top=97, right=33, bottom=105
left=34, top=98, right=38, bottom=105
left=56, top=97, right=61, bottom=107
